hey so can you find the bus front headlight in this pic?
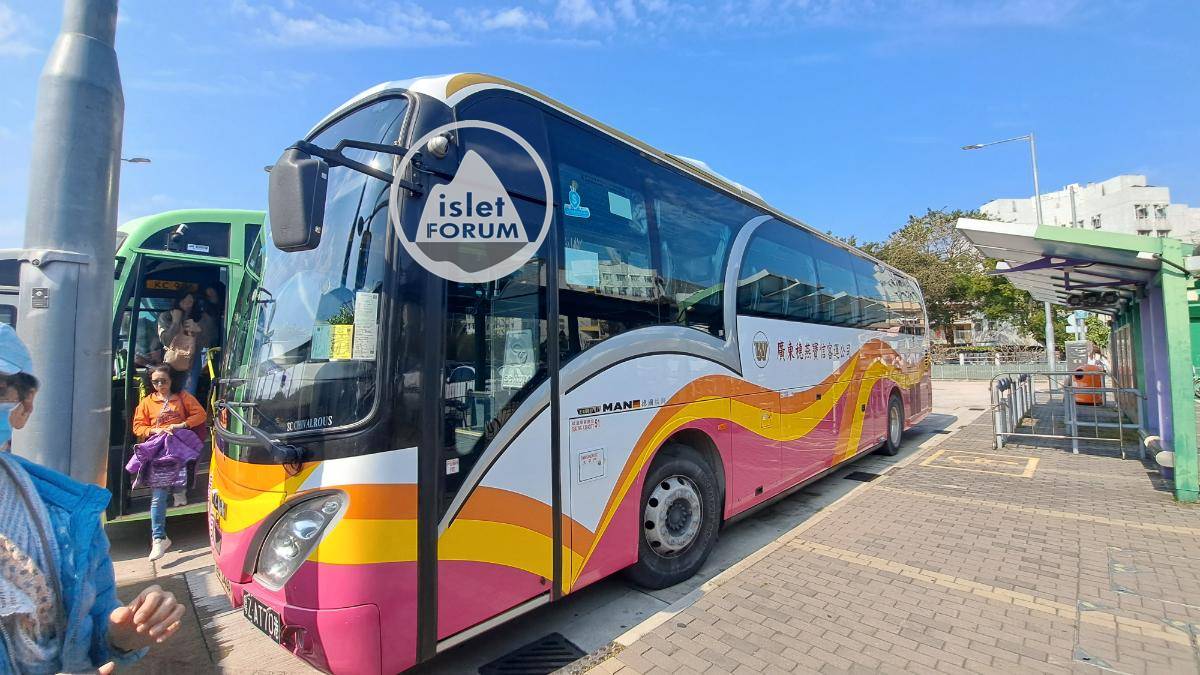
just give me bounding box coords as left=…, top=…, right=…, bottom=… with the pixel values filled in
left=255, top=492, right=346, bottom=590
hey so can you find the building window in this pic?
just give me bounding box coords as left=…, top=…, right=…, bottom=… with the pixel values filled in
left=1155, top=205, right=1168, bottom=220
left=1136, top=229, right=1151, bottom=236
left=1157, top=230, right=1170, bottom=237
left=1091, top=215, right=1102, bottom=229
left=1135, top=204, right=1149, bottom=220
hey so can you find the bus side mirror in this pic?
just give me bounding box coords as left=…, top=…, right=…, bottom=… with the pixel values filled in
left=268, top=146, right=328, bottom=252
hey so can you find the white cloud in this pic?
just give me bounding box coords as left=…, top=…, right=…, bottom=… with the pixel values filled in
left=233, top=0, right=460, bottom=48
left=554, top=0, right=614, bottom=29
left=0, top=3, right=37, bottom=57
left=455, top=6, right=549, bottom=32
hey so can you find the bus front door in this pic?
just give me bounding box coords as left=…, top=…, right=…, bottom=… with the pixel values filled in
left=108, top=253, right=227, bottom=519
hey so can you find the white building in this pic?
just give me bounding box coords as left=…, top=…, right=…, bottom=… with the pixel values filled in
left=981, top=174, right=1200, bottom=242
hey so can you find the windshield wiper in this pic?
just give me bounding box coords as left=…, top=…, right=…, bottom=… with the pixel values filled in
left=215, top=400, right=304, bottom=471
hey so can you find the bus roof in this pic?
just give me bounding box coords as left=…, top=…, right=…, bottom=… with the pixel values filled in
left=311, top=73, right=916, bottom=287
left=118, top=208, right=265, bottom=252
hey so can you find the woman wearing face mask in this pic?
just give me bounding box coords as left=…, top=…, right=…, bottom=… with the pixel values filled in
left=0, top=325, right=188, bottom=672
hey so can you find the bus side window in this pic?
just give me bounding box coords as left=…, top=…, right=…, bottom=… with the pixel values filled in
left=811, top=240, right=861, bottom=328
left=648, top=165, right=752, bottom=337
left=852, top=257, right=889, bottom=331
left=549, top=116, right=659, bottom=360
left=736, top=220, right=819, bottom=322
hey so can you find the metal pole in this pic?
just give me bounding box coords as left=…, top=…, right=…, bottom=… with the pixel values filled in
left=1045, top=301, right=1056, bottom=370
left=1028, top=133, right=1057, bottom=369
left=14, top=0, right=123, bottom=484
left=1029, top=132, right=1043, bottom=226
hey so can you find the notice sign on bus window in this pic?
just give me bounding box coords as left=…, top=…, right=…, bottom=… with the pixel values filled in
left=310, top=323, right=332, bottom=360
left=500, top=328, right=534, bottom=390
left=565, top=247, right=600, bottom=287
left=351, top=291, right=379, bottom=361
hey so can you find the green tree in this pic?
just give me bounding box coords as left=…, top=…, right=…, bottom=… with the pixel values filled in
left=1085, top=314, right=1111, bottom=349
left=865, top=209, right=1053, bottom=346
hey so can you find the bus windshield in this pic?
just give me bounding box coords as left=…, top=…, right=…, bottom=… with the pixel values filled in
left=223, top=96, right=408, bottom=438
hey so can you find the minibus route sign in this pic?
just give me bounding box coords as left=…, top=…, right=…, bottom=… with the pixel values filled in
left=388, top=120, right=554, bottom=284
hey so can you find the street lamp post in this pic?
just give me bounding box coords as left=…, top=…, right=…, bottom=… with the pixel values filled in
left=963, top=133, right=1057, bottom=369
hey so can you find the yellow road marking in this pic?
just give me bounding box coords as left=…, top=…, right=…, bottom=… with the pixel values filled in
left=920, top=448, right=1039, bottom=477
left=873, top=485, right=1200, bottom=536
left=789, top=540, right=1192, bottom=647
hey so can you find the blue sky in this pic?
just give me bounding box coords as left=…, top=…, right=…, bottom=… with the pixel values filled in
left=0, top=0, right=1197, bottom=248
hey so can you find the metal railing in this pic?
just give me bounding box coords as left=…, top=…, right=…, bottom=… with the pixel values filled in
left=989, top=369, right=1145, bottom=458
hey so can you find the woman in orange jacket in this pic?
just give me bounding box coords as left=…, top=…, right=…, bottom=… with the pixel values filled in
left=132, top=365, right=207, bottom=560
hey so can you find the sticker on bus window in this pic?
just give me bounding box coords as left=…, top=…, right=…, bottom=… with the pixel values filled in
left=310, top=323, right=332, bottom=360
left=330, top=324, right=353, bottom=360
left=186, top=243, right=210, bottom=254
left=446, top=458, right=460, bottom=475
left=500, top=329, right=535, bottom=390
left=565, top=247, right=600, bottom=287
left=351, top=291, right=379, bottom=361
left=564, top=181, right=591, bottom=219
left=608, top=192, right=633, bottom=220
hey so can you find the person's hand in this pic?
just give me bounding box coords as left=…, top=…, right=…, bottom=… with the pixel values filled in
left=105, top=584, right=185, bottom=658
left=183, top=319, right=199, bottom=334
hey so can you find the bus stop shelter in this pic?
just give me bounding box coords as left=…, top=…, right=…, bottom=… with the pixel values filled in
left=956, top=218, right=1198, bottom=503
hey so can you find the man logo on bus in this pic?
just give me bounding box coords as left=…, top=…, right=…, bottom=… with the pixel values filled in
left=390, top=120, right=553, bottom=284
left=752, top=331, right=769, bottom=368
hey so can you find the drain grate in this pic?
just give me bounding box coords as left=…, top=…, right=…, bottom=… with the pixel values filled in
left=968, top=407, right=987, bottom=411
left=932, top=430, right=953, bottom=434
left=479, top=633, right=586, bottom=675
left=844, top=471, right=881, bottom=482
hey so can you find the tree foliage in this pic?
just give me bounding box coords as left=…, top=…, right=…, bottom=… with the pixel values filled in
left=861, top=209, right=1046, bottom=345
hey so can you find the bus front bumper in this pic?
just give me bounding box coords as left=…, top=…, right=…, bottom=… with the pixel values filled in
left=229, top=580, right=381, bottom=675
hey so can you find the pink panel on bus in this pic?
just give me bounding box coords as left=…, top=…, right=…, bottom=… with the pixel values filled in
left=728, top=421, right=782, bottom=507
left=236, top=560, right=419, bottom=675
left=784, top=405, right=838, bottom=480
left=438, top=561, right=548, bottom=639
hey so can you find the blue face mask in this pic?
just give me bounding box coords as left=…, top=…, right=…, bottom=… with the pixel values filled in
left=0, top=401, right=16, bottom=451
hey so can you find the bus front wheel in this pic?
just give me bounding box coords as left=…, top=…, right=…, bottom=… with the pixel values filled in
left=625, top=445, right=720, bottom=590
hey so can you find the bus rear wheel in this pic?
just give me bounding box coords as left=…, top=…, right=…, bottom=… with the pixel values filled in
left=625, top=445, right=720, bottom=590
left=879, top=393, right=904, bottom=456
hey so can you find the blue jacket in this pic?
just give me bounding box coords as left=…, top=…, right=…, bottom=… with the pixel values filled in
left=0, top=453, right=145, bottom=672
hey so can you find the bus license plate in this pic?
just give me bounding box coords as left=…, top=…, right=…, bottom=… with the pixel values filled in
left=242, top=592, right=282, bottom=643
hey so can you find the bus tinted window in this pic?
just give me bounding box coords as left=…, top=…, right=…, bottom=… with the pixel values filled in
left=812, top=240, right=860, bottom=327
left=737, top=220, right=819, bottom=322
left=650, top=165, right=746, bottom=337
left=551, top=117, right=658, bottom=359
left=852, top=256, right=888, bottom=331
left=140, top=221, right=231, bottom=258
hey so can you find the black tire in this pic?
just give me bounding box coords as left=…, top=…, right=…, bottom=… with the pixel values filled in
left=624, top=444, right=720, bottom=590
left=878, top=393, right=904, bottom=456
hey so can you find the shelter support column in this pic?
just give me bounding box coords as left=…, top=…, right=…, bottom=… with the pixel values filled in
left=1159, top=240, right=1198, bottom=502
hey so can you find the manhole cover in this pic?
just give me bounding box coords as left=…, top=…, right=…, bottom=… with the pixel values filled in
left=479, top=633, right=586, bottom=674
left=844, top=471, right=880, bottom=482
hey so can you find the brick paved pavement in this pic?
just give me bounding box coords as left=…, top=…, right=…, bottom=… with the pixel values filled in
left=594, top=415, right=1200, bottom=674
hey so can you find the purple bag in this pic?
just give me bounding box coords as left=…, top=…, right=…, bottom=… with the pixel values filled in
left=126, top=428, right=203, bottom=489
